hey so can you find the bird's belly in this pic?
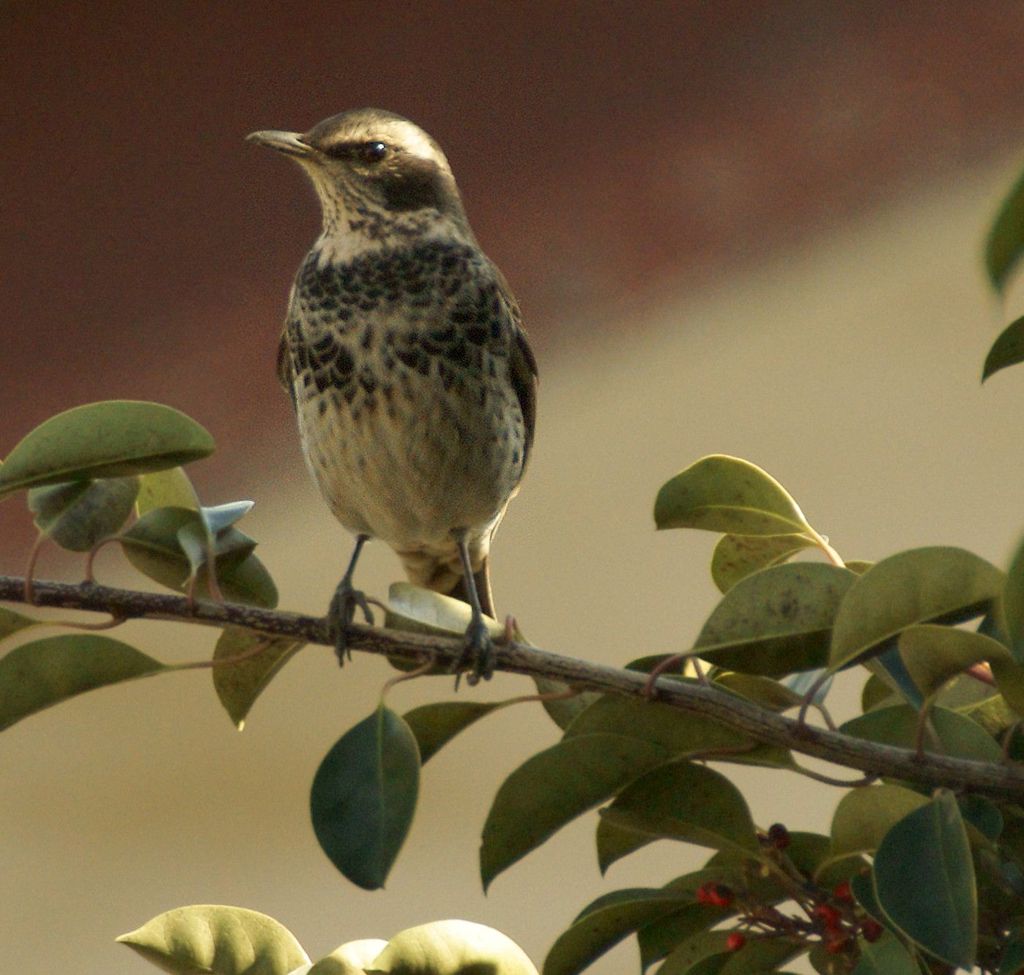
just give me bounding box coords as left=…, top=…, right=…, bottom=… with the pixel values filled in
left=294, top=367, right=524, bottom=551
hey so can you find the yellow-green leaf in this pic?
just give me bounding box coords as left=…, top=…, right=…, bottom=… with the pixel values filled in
left=710, top=532, right=816, bottom=592
left=29, top=477, right=138, bottom=551
left=212, top=627, right=304, bottom=729
left=308, top=940, right=389, bottom=975
left=367, top=920, right=537, bottom=975
left=898, top=625, right=1009, bottom=699
left=117, top=904, right=309, bottom=975
left=654, top=455, right=812, bottom=535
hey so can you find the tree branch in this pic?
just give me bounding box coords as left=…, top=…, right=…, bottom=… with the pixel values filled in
left=5, top=574, right=1024, bottom=800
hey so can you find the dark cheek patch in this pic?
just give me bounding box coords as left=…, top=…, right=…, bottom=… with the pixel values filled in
left=379, top=158, right=447, bottom=212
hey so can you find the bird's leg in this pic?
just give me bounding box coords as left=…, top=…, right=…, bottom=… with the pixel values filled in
left=328, top=534, right=374, bottom=665
left=452, top=534, right=496, bottom=685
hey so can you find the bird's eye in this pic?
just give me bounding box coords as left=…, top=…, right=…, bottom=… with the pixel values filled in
left=359, top=141, right=389, bottom=164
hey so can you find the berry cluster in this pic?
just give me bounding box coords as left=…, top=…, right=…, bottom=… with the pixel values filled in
left=694, top=823, right=885, bottom=961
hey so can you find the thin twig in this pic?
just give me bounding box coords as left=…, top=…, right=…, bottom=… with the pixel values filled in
left=4, top=574, right=1024, bottom=800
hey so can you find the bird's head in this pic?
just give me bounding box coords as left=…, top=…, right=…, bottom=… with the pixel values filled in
left=248, top=108, right=472, bottom=247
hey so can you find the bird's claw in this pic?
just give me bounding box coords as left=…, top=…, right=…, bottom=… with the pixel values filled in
left=328, top=581, right=375, bottom=665
left=452, top=616, right=495, bottom=687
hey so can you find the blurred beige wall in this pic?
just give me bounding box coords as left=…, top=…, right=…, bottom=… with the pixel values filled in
left=4, top=157, right=1022, bottom=973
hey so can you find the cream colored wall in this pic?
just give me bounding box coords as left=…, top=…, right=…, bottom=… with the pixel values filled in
left=4, top=161, right=1022, bottom=973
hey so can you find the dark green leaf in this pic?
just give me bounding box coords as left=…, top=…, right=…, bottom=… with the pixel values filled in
left=0, top=635, right=165, bottom=731
left=654, top=455, right=812, bottom=535
left=402, top=700, right=501, bottom=764
left=116, top=904, right=309, bottom=975
left=28, top=476, right=138, bottom=551
left=710, top=532, right=816, bottom=593
left=212, top=627, right=305, bottom=729
left=827, top=785, right=929, bottom=862
left=563, top=694, right=792, bottom=769
left=851, top=932, right=918, bottom=975
left=983, top=315, right=1024, bottom=382
left=596, top=816, right=657, bottom=873
left=1004, top=532, right=1024, bottom=663
left=217, top=551, right=278, bottom=609
left=310, top=705, right=419, bottom=890
left=999, top=940, right=1024, bottom=975
left=600, top=761, right=759, bottom=857
left=657, top=931, right=802, bottom=975
left=958, top=795, right=1003, bottom=842
left=829, top=547, right=1003, bottom=671
left=840, top=704, right=1002, bottom=762
left=873, top=790, right=976, bottom=968
left=637, top=901, right=733, bottom=971
left=694, top=563, right=857, bottom=676
left=480, top=733, right=668, bottom=890
left=984, top=164, right=1024, bottom=293
left=0, top=400, right=214, bottom=497
left=542, top=889, right=692, bottom=975
left=712, top=672, right=801, bottom=711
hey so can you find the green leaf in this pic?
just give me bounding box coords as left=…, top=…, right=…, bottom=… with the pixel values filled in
left=710, top=533, right=816, bottom=592
left=562, top=693, right=792, bottom=769
left=693, top=563, right=857, bottom=676
left=480, top=733, right=669, bottom=890
left=0, top=400, right=215, bottom=498
left=637, top=899, right=736, bottom=971
left=897, top=624, right=1009, bottom=698
left=596, top=816, right=657, bottom=873
left=218, top=551, right=279, bottom=609
left=307, top=939, right=388, bottom=975
left=983, top=315, right=1024, bottom=382
left=851, top=932, right=918, bottom=975
left=116, top=904, right=309, bottom=975
left=873, top=790, right=976, bottom=968
left=657, top=931, right=802, bottom=975
left=532, top=676, right=601, bottom=731
left=28, top=476, right=138, bottom=551
left=827, top=785, right=929, bottom=862
left=999, top=941, right=1024, bottom=975
left=1003, top=532, right=1024, bottom=663
left=654, top=455, right=812, bottom=535
left=212, top=627, right=305, bottom=729
left=599, top=761, right=760, bottom=858
left=542, top=889, right=693, bottom=975
left=0, top=606, right=41, bottom=646
left=367, top=920, right=538, bottom=975
left=985, top=164, right=1024, bottom=293
left=0, top=635, right=165, bottom=731
left=402, top=701, right=501, bottom=764
left=828, top=547, right=1003, bottom=671
left=136, top=466, right=199, bottom=515
left=711, top=672, right=802, bottom=711
left=119, top=505, right=277, bottom=607
left=310, top=705, right=419, bottom=890
left=840, top=704, right=1002, bottom=762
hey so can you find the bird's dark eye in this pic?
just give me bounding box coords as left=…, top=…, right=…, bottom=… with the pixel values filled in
left=358, top=141, right=389, bottom=164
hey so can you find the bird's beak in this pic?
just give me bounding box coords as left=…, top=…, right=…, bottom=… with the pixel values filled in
left=246, top=129, right=314, bottom=158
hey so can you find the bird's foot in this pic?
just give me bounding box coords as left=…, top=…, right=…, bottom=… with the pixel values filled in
left=328, top=580, right=375, bottom=666
left=452, top=616, right=496, bottom=687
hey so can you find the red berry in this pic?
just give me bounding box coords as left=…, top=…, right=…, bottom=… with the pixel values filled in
left=767, top=823, right=790, bottom=849
left=832, top=880, right=852, bottom=902
left=726, top=932, right=746, bottom=952
left=813, top=903, right=842, bottom=930
left=861, top=919, right=884, bottom=943
left=695, top=884, right=712, bottom=905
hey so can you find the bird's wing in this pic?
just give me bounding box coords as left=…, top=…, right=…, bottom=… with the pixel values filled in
left=276, top=328, right=296, bottom=407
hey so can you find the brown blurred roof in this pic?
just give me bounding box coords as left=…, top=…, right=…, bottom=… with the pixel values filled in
left=3, top=1, right=1024, bottom=550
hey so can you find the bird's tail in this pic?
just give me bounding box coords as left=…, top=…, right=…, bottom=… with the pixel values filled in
left=397, top=548, right=495, bottom=618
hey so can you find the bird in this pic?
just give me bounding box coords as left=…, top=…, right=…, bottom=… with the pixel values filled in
left=248, top=108, right=537, bottom=681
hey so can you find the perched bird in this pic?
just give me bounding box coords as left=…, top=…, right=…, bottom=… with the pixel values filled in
left=248, top=108, right=537, bottom=680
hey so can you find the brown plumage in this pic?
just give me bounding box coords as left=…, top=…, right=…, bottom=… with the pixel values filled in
left=250, top=108, right=537, bottom=678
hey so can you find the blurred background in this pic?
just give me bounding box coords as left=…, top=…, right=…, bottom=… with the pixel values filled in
left=4, top=2, right=1024, bottom=972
